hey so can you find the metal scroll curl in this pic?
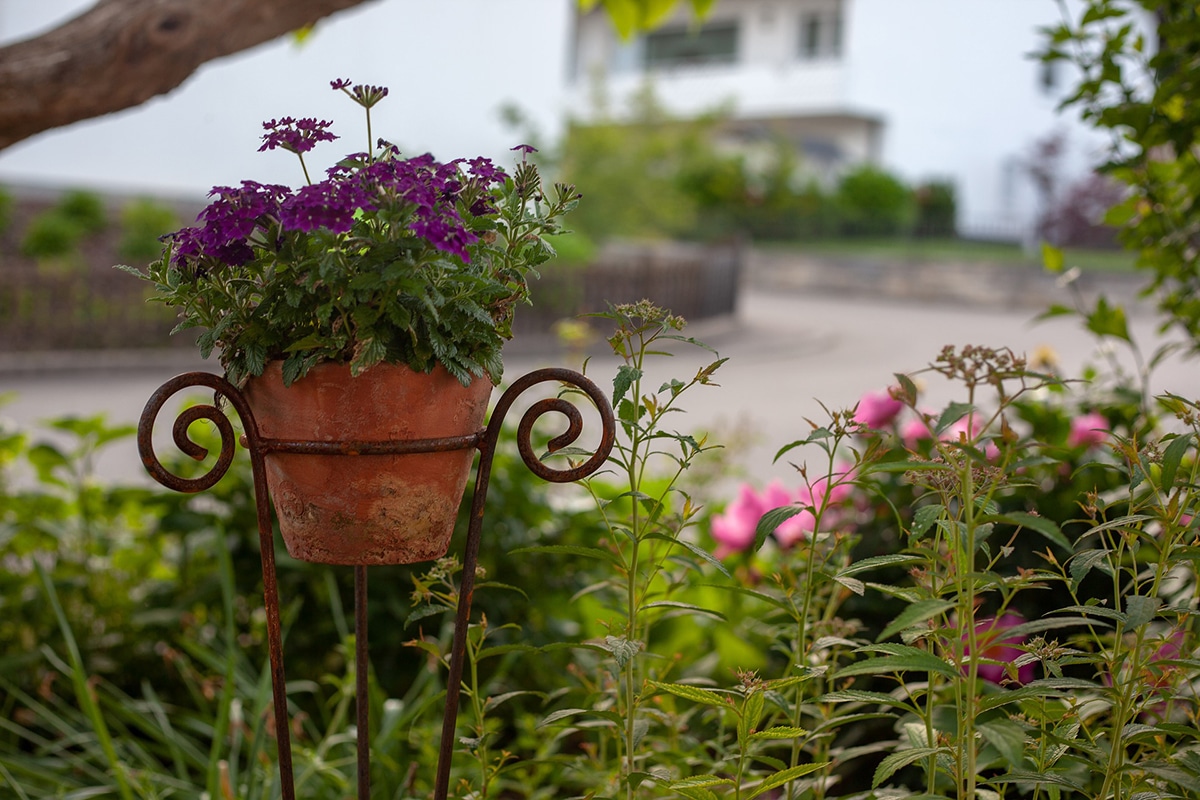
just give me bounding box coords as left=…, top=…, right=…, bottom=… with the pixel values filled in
left=487, top=366, right=615, bottom=483
left=137, top=371, right=256, bottom=494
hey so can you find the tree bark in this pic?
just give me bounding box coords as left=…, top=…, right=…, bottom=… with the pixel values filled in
left=0, top=0, right=376, bottom=151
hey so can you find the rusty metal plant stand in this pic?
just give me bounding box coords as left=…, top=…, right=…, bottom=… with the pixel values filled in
left=138, top=367, right=615, bottom=800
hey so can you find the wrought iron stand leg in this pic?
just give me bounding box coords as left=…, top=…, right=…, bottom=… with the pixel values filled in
left=356, top=565, right=370, bottom=800
left=255, top=485, right=297, bottom=800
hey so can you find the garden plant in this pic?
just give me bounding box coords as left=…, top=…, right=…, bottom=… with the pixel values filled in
left=4, top=1, right=1200, bottom=797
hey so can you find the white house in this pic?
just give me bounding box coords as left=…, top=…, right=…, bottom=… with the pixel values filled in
left=565, top=0, right=1113, bottom=240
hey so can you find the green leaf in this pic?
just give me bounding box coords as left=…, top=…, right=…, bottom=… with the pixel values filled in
left=1069, top=549, right=1114, bottom=593
left=508, top=544, right=622, bottom=567
left=1124, top=594, right=1161, bottom=628
left=738, top=690, right=765, bottom=745
left=600, top=635, right=641, bottom=668
left=643, top=600, right=726, bottom=620
left=834, top=652, right=958, bottom=680
left=613, top=364, right=642, bottom=405
left=837, top=553, right=923, bottom=577
left=670, top=535, right=732, bottom=578
left=910, top=504, right=943, bottom=539
left=934, top=402, right=974, bottom=436
left=1041, top=242, right=1065, bottom=273
left=537, top=708, right=591, bottom=728
left=748, top=726, right=807, bottom=741
left=1085, top=296, right=1131, bottom=343
left=671, top=775, right=734, bottom=791
left=670, top=785, right=718, bottom=800
left=873, top=748, right=946, bottom=788
left=818, top=689, right=914, bottom=712
left=1160, top=432, right=1194, bottom=490
left=985, top=511, right=1071, bottom=552
left=405, top=604, right=448, bottom=628
left=1058, top=604, right=1126, bottom=624
left=987, top=771, right=1087, bottom=792
left=979, top=718, right=1029, bottom=769
left=877, top=599, right=954, bottom=642
left=746, top=761, right=831, bottom=799
left=648, top=681, right=731, bottom=709
left=755, top=505, right=804, bottom=551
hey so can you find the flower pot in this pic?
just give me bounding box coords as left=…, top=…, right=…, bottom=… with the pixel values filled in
left=243, top=361, right=493, bottom=565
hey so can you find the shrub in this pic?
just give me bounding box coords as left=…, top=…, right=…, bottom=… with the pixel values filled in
left=834, top=164, right=915, bottom=237
left=913, top=180, right=957, bottom=237
left=55, top=190, right=107, bottom=235
left=18, top=190, right=109, bottom=266
left=117, top=198, right=178, bottom=263
left=19, top=211, right=83, bottom=261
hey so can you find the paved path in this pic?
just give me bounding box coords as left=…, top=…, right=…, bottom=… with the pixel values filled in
left=4, top=282, right=1195, bottom=494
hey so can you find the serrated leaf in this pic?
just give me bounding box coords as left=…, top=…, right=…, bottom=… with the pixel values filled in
left=934, top=402, right=975, bottom=436
left=877, top=599, right=954, bottom=642
left=979, top=718, right=1029, bottom=769
left=746, top=762, right=831, bottom=799
left=613, top=364, right=642, bottom=405
left=748, top=726, right=807, bottom=741
left=838, top=554, right=923, bottom=577
left=601, top=635, right=641, bottom=668
left=755, top=505, right=804, bottom=551
left=537, top=708, right=591, bottom=728
left=910, top=504, right=944, bottom=539
left=874, top=748, right=947, bottom=788
left=1161, top=432, right=1194, bottom=490
left=835, top=652, right=958, bottom=680
left=648, top=680, right=731, bottom=708
left=671, top=775, right=735, bottom=791
left=739, top=690, right=766, bottom=745
left=1124, top=594, right=1161, bottom=628
left=1069, top=549, right=1113, bottom=592
left=819, top=689, right=914, bottom=711
left=986, top=511, right=1071, bottom=552
left=405, top=604, right=448, bottom=628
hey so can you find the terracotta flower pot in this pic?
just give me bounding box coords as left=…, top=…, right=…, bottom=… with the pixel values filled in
left=243, top=361, right=494, bottom=565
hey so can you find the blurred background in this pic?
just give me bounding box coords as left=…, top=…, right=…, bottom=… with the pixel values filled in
left=0, top=0, right=1176, bottom=486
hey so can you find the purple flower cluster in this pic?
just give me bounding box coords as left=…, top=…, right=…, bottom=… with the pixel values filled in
left=165, top=80, right=520, bottom=274
left=170, top=181, right=289, bottom=268
left=259, top=117, right=338, bottom=155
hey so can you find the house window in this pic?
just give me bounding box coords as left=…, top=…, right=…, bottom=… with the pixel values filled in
left=644, top=22, right=738, bottom=69
left=799, top=10, right=842, bottom=60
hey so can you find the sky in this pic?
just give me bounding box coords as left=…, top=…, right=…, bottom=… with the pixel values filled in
left=0, top=0, right=576, bottom=198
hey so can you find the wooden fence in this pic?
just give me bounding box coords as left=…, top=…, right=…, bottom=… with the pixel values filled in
left=0, top=240, right=742, bottom=353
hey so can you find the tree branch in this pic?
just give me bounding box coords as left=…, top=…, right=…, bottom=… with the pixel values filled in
left=0, top=0, right=376, bottom=151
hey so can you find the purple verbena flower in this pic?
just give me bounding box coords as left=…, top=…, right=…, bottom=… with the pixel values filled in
left=348, top=84, right=389, bottom=109
left=191, top=181, right=289, bottom=265
left=279, top=180, right=367, bottom=234
left=259, top=117, right=338, bottom=155
left=467, top=156, right=507, bottom=187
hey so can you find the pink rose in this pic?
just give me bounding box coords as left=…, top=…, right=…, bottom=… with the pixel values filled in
left=967, top=613, right=1034, bottom=685
left=901, top=415, right=934, bottom=449
left=711, top=483, right=765, bottom=558
left=1068, top=412, right=1109, bottom=449
left=942, top=412, right=999, bottom=460
left=854, top=389, right=903, bottom=430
